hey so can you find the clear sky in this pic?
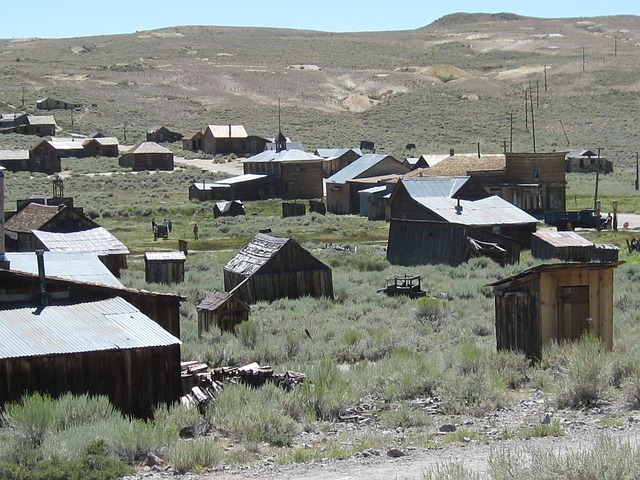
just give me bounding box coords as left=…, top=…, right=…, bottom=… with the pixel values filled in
left=2, top=0, right=640, bottom=39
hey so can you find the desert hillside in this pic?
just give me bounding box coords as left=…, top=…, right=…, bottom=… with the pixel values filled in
left=1, top=13, right=639, bottom=163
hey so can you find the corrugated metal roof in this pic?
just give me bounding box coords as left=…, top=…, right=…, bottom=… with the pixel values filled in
left=315, top=148, right=363, bottom=159
left=48, top=138, right=85, bottom=151
left=414, top=195, right=539, bottom=226
left=0, top=149, right=29, bottom=160
left=145, top=251, right=186, bottom=261
left=84, top=137, right=118, bottom=146
left=206, top=125, right=248, bottom=138
left=224, top=233, right=289, bottom=276
left=26, top=115, right=56, bottom=125
left=533, top=231, right=594, bottom=248
left=5, top=252, right=123, bottom=288
left=401, top=177, right=472, bottom=198
left=126, top=142, right=172, bottom=154
left=215, top=200, right=243, bottom=213
left=191, top=181, right=231, bottom=191
left=218, top=174, right=268, bottom=184
left=0, top=297, right=180, bottom=360
left=358, top=185, right=388, bottom=194
left=242, top=150, right=323, bottom=164
left=33, top=227, right=130, bottom=255
left=6, top=203, right=60, bottom=233
left=326, top=154, right=393, bottom=184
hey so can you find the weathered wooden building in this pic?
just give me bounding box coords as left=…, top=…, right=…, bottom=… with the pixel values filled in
left=147, top=126, right=183, bottom=143
left=532, top=231, right=594, bottom=262
left=224, top=233, right=334, bottom=304
left=358, top=184, right=394, bottom=218
left=82, top=137, right=119, bottom=157
left=489, top=262, right=623, bottom=359
left=182, top=131, right=204, bottom=152
left=565, top=150, right=613, bottom=174
left=315, top=148, right=362, bottom=178
left=48, top=137, right=86, bottom=157
left=36, top=97, right=80, bottom=110
left=145, top=251, right=186, bottom=284
left=282, top=202, right=305, bottom=218
left=325, top=154, right=410, bottom=214
left=5, top=202, right=98, bottom=252
left=202, top=125, right=266, bottom=155
left=214, top=200, right=245, bottom=218
left=242, top=150, right=324, bottom=199
left=29, top=139, right=62, bottom=173
left=14, top=114, right=57, bottom=136
left=119, top=142, right=174, bottom=171
left=197, top=289, right=250, bottom=336
left=387, top=219, right=523, bottom=267
left=0, top=149, right=30, bottom=171
left=189, top=175, right=270, bottom=201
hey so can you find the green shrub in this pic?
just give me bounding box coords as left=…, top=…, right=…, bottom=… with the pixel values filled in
left=297, top=358, right=353, bottom=421
left=235, top=321, right=258, bottom=349
left=380, top=404, right=434, bottom=429
left=166, top=437, right=223, bottom=474
left=414, top=297, right=449, bottom=324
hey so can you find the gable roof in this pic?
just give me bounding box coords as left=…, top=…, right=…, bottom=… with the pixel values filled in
left=412, top=195, right=538, bottom=226
left=406, top=153, right=506, bottom=177
left=0, top=149, right=29, bottom=161
left=215, top=200, right=244, bottom=214
left=6, top=203, right=61, bottom=232
left=242, top=150, right=323, bottom=163
left=25, top=115, right=57, bottom=126
left=532, top=231, right=594, bottom=248
left=0, top=296, right=180, bottom=360
left=315, top=148, right=363, bottom=159
left=396, top=176, right=474, bottom=198
left=326, top=154, right=400, bottom=184
left=33, top=227, right=130, bottom=256
left=488, top=262, right=624, bottom=289
left=205, top=125, right=248, bottom=138
left=5, top=252, right=123, bottom=288
left=125, top=142, right=172, bottom=154
left=83, top=137, right=118, bottom=146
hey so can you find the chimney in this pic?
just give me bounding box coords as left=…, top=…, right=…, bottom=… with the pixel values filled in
left=477, top=142, right=481, bottom=159
left=36, top=249, right=48, bottom=305
left=0, top=167, right=8, bottom=270
left=449, top=148, right=455, bottom=156
left=229, top=124, right=232, bottom=137
left=455, top=197, right=463, bottom=215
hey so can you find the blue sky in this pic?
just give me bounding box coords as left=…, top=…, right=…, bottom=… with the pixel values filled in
left=2, top=0, right=640, bottom=39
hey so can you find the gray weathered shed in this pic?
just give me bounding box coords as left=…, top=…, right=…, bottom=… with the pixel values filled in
left=531, top=231, right=594, bottom=262
left=223, top=233, right=333, bottom=304
left=145, top=251, right=186, bottom=284
left=197, top=288, right=250, bottom=336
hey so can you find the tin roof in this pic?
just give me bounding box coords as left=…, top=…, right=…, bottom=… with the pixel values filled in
left=327, top=154, right=400, bottom=184
left=218, top=174, right=268, bottom=184
left=191, top=181, right=231, bottom=191
left=26, top=115, right=56, bottom=125
left=144, top=251, right=186, bottom=261
left=215, top=200, right=244, bottom=213
left=125, top=142, right=172, bottom=154
left=413, top=195, right=539, bottom=226
left=488, top=261, right=624, bottom=288
left=5, top=252, right=123, bottom=288
left=532, top=231, right=594, bottom=248
left=206, top=125, right=248, bottom=138
left=0, top=149, right=29, bottom=161
left=315, top=148, right=362, bottom=159
left=48, top=137, right=85, bottom=151
left=33, top=227, right=130, bottom=255
left=399, top=176, right=473, bottom=198
left=0, top=296, right=180, bottom=360
left=6, top=203, right=61, bottom=232
left=242, top=149, right=323, bottom=163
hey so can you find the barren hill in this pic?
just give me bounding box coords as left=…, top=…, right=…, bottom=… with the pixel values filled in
left=1, top=13, right=639, bottom=163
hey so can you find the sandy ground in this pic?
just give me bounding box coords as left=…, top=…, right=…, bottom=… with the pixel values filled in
left=174, top=157, right=244, bottom=176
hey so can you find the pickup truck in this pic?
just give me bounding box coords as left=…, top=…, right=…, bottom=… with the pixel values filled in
left=543, top=209, right=607, bottom=231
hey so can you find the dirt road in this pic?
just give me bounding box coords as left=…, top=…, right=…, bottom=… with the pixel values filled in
left=173, top=157, right=243, bottom=176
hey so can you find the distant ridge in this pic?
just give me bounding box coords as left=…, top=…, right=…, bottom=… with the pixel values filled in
left=428, top=12, right=524, bottom=28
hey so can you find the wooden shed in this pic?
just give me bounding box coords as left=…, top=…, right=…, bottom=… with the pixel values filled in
left=531, top=231, right=594, bottom=262
left=223, top=233, right=334, bottom=304
left=214, top=200, right=245, bottom=218
left=489, top=262, right=623, bottom=359
left=197, top=288, right=250, bottom=337
left=0, top=296, right=181, bottom=418
left=145, top=251, right=186, bottom=284
left=282, top=202, right=305, bottom=218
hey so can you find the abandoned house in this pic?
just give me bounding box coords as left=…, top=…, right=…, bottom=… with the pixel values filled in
left=82, top=137, right=119, bottom=157
left=189, top=175, right=270, bottom=201
left=145, top=251, right=186, bottom=284
left=182, top=131, right=204, bottom=152
left=325, top=154, right=410, bottom=214
left=202, top=125, right=266, bottom=155
left=14, top=114, right=57, bottom=137
left=565, top=150, right=613, bottom=174
left=119, top=141, right=174, bottom=170
left=214, top=200, right=245, bottom=218
left=223, top=233, right=334, bottom=304
left=197, top=289, right=250, bottom=337
left=242, top=149, right=324, bottom=199
left=489, top=261, right=623, bottom=359
left=28, top=139, right=62, bottom=173
left=403, top=155, right=431, bottom=170
left=314, top=148, right=363, bottom=178
left=147, top=126, right=183, bottom=143
left=36, top=97, right=80, bottom=110
left=0, top=149, right=30, bottom=171
left=48, top=137, right=86, bottom=157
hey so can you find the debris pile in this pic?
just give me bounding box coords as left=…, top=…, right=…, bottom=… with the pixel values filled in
left=180, top=361, right=306, bottom=411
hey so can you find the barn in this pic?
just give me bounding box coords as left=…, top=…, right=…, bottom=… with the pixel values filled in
left=197, top=289, right=250, bottom=336
left=0, top=296, right=181, bottom=418
left=489, top=262, right=623, bottom=359
left=145, top=251, right=186, bottom=284
left=223, top=233, right=334, bottom=304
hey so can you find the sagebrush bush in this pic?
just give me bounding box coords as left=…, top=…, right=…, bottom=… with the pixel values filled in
left=166, top=437, right=223, bottom=474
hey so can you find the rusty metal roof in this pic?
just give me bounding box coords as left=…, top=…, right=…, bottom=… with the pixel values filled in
left=413, top=195, right=539, bottom=226
left=6, top=203, right=61, bottom=233
left=33, top=227, right=130, bottom=255
left=5, top=252, right=123, bottom=288
left=0, top=296, right=180, bottom=360
left=533, top=231, right=594, bottom=248
left=144, top=251, right=186, bottom=262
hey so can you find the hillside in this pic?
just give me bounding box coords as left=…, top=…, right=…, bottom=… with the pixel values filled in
left=1, top=13, right=640, bottom=164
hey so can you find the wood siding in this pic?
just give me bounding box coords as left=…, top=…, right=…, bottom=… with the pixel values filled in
left=145, top=259, right=185, bottom=284
left=198, top=296, right=249, bottom=336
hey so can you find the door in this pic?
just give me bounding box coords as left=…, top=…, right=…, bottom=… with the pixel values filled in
left=557, top=286, right=590, bottom=341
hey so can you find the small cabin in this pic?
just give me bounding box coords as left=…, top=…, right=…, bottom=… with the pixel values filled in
left=197, top=290, right=250, bottom=337
left=145, top=251, right=186, bottom=284
left=532, top=231, right=594, bottom=262
left=489, top=262, right=623, bottom=359
left=214, top=200, right=245, bottom=218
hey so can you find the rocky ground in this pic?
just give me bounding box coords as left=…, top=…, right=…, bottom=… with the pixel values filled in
left=124, top=389, right=640, bottom=479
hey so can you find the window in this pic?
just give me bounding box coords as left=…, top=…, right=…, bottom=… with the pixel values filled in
left=284, top=182, right=294, bottom=194
left=532, top=165, right=540, bottom=180
left=295, top=164, right=305, bottom=172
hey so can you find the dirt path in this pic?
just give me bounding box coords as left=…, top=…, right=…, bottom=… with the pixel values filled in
left=173, top=157, right=243, bottom=176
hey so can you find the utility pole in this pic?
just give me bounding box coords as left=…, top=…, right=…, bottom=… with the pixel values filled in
left=524, top=89, right=529, bottom=132
left=635, top=152, right=639, bottom=191
left=529, top=85, right=536, bottom=153
left=614, top=35, right=618, bottom=57
left=536, top=80, right=539, bottom=109
left=123, top=122, right=127, bottom=143
left=509, top=112, right=513, bottom=152
left=21, top=86, right=25, bottom=108
left=594, top=148, right=602, bottom=210
left=544, top=65, right=548, bottom=91
left=582, top=47, right=586, bottom=72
